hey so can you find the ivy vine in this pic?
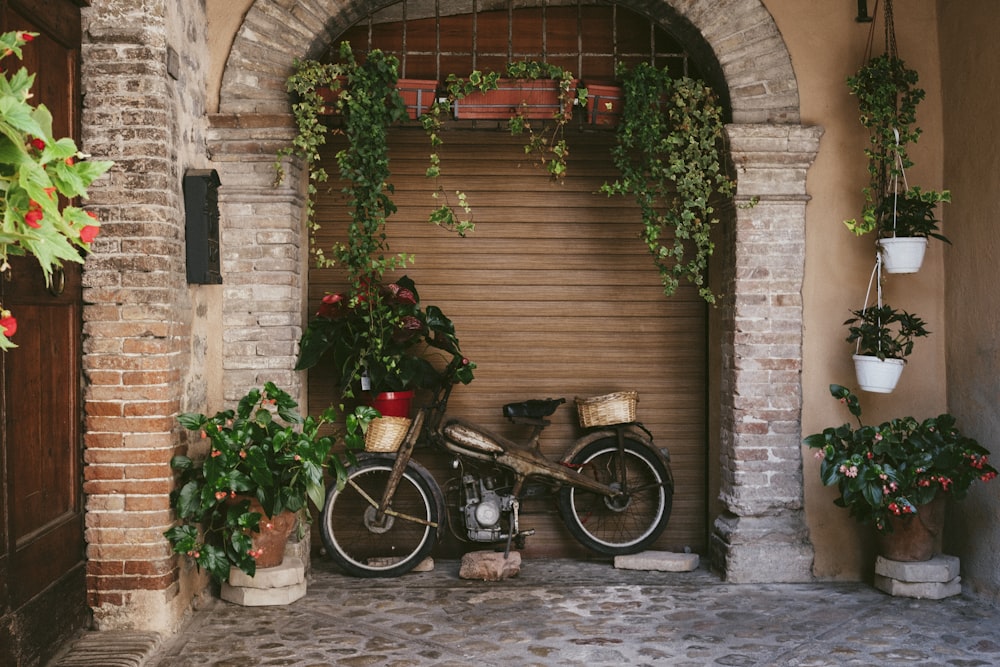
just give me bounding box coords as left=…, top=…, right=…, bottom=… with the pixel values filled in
left=601, top=63, right=734, bottom=303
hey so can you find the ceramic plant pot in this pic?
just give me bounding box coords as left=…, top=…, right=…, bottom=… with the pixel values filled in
left=879, top=237, right=928, bottom=274
left=853, top=354, right=904, bottom=393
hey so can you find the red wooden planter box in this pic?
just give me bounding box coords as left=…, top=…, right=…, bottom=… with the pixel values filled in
left=453, top=78, right=574, bottom=120
left=315, top=78, right=438, bottom=119
left=585, top=82, right=623, bottom=126
left=397, top=78, right=438, bottom=119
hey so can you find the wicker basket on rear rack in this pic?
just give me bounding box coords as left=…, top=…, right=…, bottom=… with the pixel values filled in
left=364, top=416, right=412, bottom=452
left=575, top=391, right=638, bottom=428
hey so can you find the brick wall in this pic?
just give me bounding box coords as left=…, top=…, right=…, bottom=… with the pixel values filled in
left=80, top=0, right=209, bottom=630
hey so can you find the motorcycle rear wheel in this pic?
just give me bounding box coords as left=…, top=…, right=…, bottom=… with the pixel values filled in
left=321, top=454, right=444, bottom=577
left=557, top=437, right=673, bottom=555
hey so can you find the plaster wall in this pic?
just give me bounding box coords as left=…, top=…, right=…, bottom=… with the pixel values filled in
left=201, top=0, right=950, bottom=582
left=938, top=0, right=1000, bottom=603
left=763, top=0, right=949, bottom=579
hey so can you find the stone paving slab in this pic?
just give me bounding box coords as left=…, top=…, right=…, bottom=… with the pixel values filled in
left=51, top=557, right=1000, bottom=667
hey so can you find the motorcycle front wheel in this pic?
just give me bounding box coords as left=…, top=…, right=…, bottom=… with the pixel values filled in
left=321, top=453, right=444, bottom=577
left=557, top=437, right=673, bottom=555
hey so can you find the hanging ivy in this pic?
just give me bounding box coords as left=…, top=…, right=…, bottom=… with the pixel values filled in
left=601, top=63, right=734, bottom=303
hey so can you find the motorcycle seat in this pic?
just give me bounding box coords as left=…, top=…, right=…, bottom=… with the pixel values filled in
left=503, top=397, right=566, bottom=421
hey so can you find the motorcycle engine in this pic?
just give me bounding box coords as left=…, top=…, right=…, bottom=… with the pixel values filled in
left=460, top=474, right=515, bottom=542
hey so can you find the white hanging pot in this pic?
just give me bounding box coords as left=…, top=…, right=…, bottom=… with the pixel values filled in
left=852, top=354, right=905, bottom=393
left=878, top=237, right=927, bottom=274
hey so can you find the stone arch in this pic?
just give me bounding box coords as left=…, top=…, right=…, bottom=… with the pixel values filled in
left=209, top=0, right=822, bottom=582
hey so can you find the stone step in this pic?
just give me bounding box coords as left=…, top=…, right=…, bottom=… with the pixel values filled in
left=615, top=550, right=700, bottom=572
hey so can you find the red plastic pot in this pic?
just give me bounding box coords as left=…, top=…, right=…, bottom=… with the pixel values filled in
left=370, top=390, right=415, bottom=418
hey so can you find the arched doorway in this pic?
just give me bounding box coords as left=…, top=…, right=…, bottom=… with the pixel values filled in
left=206, top=0, right=822, bottom=582
left=307, top=3, right=719, bottom=557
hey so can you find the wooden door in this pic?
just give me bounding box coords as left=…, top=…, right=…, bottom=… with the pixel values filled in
left=0, top=2, right=87, bottom=666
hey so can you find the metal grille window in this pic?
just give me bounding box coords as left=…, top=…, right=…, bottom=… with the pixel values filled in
left=331, top=1, right=700, bottom=82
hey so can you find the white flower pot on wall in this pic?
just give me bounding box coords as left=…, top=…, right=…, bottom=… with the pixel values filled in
left=878, top=237, right=928, bottom=274
left=853, top=354, right=905, bottom=393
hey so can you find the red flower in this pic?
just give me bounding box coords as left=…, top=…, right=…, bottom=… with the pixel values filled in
left=24, top=209, right=43, bottom=228
left=29, top=137, right=45, bottom=151
left=317, top=292, right=345, bottom=318
left=64, top=156, right=75, bottom=166
left=17, top=32, right=34, bottom=43
left=79, top=225, right=100, bottom=243
left=0, top=315, right=16, bottom=337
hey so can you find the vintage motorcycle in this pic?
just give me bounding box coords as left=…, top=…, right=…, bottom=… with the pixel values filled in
left=319, top=359, right=675, bottom=577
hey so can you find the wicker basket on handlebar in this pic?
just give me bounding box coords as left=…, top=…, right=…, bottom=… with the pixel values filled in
left=365, top=416, right=412, bottom=452
left=575, top=391, right=638, bottom=428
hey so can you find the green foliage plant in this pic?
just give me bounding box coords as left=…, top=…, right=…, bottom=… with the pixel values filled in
left=295, top=275, right=475, bottom=397
left=804, top=384, right=996, bottom=533
left=164, top=382, right=375, bottom=582
left=600, top=62, right=734, bottom=304
left=0, top=31, right=113, bottom=349
left=501, top=61, right=583, bottom=181
left=844, top=303, right=929, bottom=361
left=844, top=54, right=950, bottom=239
left=278, top=44, right=472, bottom=283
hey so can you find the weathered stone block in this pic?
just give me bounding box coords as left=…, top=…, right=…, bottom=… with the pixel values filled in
left=874, top=575, right=962, bottom=600
left=227, top=557, right=305, bottom=589
left=222, top=557, right=307, bottom=606
left=458, top=551, right=521, bottom=581
left=875, top=554, right=960, bottom=584
left=614, top=551, right=700, bottom=572
left=220, top=580, right=307, bottom=606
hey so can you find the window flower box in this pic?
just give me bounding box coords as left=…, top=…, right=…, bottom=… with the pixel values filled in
left=452, top=78, right=574, bottom=120
left=584, top=82, right=623, bottom=126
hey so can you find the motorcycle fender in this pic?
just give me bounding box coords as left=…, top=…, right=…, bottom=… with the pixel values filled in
left=560, top=425, right=673, bottom=484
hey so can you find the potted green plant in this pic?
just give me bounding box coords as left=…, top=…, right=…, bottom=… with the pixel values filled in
left=0, top=30, right=113, bottom=349
left=871, top=187, right=951, bottom=273
left=600, top=62, right=734, bottom=303
left=845, top=304, right=929, bottom=393
left=444, top=61, right=583, bottom=180
left=805, top=384, right=996, bottom=560
left=164, top=382, right=373, bottom=582
left=843, top=53, right=950, bottom=274
left=295, top=275, right=474, bottom=405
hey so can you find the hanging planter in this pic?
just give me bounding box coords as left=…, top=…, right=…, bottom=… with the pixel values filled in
left=844, top=257, right=930, bottom=393
left=878, top=236, right=927, bottom=274
left=852, top=354, right=904, bottom=393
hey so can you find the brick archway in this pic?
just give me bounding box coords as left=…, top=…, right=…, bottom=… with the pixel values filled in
left=210, top=0, right=822, bottom=582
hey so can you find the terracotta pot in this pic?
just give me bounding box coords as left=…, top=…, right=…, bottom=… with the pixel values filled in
left=875, top=494, right=947, bottom=562
left=232, top=497, right=297, bottom=569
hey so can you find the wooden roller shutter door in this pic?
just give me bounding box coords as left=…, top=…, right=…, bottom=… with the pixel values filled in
left=309, top=126, right=708, bottom=556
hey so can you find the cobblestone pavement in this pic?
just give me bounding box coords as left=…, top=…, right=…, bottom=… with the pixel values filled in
left=52, top=557, right=1000, bottom=667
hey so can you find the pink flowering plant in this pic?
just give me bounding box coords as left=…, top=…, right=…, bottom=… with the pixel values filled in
left=295, top=275, right=474, bottom=398
left=0, top=30, right=113, bottom=349
left=805, top=384, right=997, bottom=533
left=164, top=382, right=375, bottom=582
